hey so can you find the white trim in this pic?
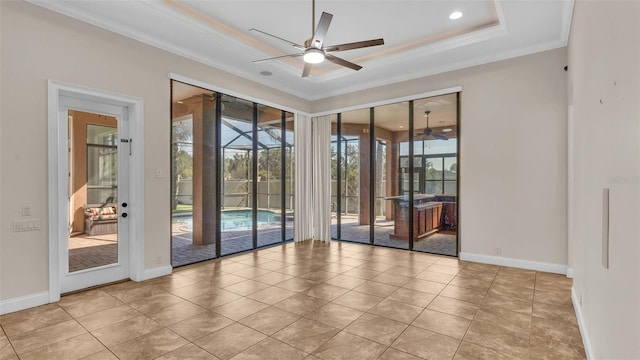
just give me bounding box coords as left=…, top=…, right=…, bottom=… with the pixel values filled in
left=169, top=73, right=310, bottom=117
left=48, top=80, right=145, bottom=298
left=0, top=292, right=50, bottom=315
left=566, top=267, right=574, bottom=278
left=459, top=252, right=568, bottom=275
left=572, top=286, right=594, bottom=359
left=143, top=266, right=173, bottom=281
left=47, top=83, right=61, bottom=303
left=310, top=86, right=463, bottom=118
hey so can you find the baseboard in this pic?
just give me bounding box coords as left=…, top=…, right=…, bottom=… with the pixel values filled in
left=459, top=252, right=567, bottom=275
left=142, top=265, right=172, bottom=281
left=0, top=291, right=50, bottom=315
left=572, top=286, right=594, bottom=359
left=566, top=267, right=574, bottom=278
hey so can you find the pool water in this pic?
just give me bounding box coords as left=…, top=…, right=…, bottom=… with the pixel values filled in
left=174, top=209, right=281, bottom=232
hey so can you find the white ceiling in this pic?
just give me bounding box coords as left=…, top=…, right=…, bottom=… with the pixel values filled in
left=30, top=0, right=573, bottom=101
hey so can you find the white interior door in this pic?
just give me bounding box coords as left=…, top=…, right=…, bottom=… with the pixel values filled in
left=59, top=95, right=130, bottom=293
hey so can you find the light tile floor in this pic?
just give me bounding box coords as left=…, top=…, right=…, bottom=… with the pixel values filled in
left=0, top=241, right=585, bottom=360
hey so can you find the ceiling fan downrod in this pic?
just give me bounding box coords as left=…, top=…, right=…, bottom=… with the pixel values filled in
left=306, top=0, right=317, bottom=48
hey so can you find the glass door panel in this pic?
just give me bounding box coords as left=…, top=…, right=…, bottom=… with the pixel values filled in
left=221, top=95, right=255, bottom=256
left=69, top=117, right=119, bottom=273
left=256, top=104, right=283, bottom=247
left=170, top=82, right=217, bottom=266
left=338, top=108, right=369, bottom=244
left=412, top=93, right=459, bottom=256
left=374, top=102, right=409, bottom=249
left=284, top=112, right=295, bottom=241
left=330, top=114, right=339, bottom=239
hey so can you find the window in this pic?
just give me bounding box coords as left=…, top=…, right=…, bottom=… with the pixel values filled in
left=86, top=124, right=117, bottom=204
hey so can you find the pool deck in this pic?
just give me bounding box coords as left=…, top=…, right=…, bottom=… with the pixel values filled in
left=171, top=214, right=457, bottom=267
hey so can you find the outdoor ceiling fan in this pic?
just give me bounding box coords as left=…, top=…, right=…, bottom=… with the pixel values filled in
left=250, top=0, right=384, bottom=77
left=416, top=110, right=449, bottom=141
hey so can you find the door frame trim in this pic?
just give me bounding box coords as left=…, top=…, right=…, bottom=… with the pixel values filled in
left=47, top=80, right=145, bottom=303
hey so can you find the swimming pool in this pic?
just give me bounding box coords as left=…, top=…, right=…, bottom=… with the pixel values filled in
left=174, top=209, right=281, bottom=232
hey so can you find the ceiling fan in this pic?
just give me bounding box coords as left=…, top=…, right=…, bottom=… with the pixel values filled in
left=250, top=0, right=384, bottom=77
left=416, top=110, right=449, bottom=141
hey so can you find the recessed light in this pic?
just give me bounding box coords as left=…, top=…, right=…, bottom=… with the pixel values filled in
left=176, top=100, right=184, bottom=104
left=399, top=125, right=404, bottom=129
left=442, top=128, right=453, bottom=132
left=449, top=11, right=463, bottom=20
left=260, top=71, right=273, bottom=76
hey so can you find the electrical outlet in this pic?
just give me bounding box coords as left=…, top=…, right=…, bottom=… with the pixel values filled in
left=496, top=247, right=502, bottom=255
left=579, top=294, right=583, bottom=306
left=156, top=256, right=162, bottom=265
left=21, top=206, right=31, bottom=216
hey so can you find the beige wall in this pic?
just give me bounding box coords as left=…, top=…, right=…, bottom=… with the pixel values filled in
left=0, top=1, right=308, bottom=301
left=315, top=48, right=569, bottom=266
left=567, top=0, right=640, bottom=358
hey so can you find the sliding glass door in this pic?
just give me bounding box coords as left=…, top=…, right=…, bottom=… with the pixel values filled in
left=373, top=102, right=409, bottom=250
left=337, top=108, right=369, bottom=244
left=220, top=95, right=255, bottom=256
left=171, top=81, right=295, bottom=266
left=330, top=93, right=459, bottom=256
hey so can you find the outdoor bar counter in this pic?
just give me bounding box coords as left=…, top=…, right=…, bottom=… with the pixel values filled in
left=386, top=194, right=457, bottom=240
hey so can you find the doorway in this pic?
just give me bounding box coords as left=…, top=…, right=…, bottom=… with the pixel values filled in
left=48, top=81, right=145, bottom=300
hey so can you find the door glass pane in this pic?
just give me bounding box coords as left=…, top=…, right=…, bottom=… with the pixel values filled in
left=331, top=114, right=339, bottom=240
left=256, top=104, right=283, bottom=247
left=412, top=93, right=458, bottom=256
left=339, top=108, right=368, bottom=243
left=374, top=102, right=408, bottom=249
left=284, top=112, right=295, bottom=241
left=171, top=82, right=217, bottom=266
left=221, top=95, right=254, bottom=256
left=68, top=113, right=118, bottom=272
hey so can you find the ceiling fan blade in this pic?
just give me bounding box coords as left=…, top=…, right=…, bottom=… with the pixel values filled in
left=311, top=12, right=333, bottom=48
left=325, top=54, right=362, bottom=71
left=433, top=133, right=449, bottom=141
left=253, top=53, right=303, bottom=63
left=324, top=38, right=384, bottom=52
left=249, top=28, right=306, bottom=50
left=302, top=62, right=312, bottom=78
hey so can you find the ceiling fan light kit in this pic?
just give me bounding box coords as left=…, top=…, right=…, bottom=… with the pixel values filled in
left=303, top=48, right=325, bottom=64
left=250, top=0, right=384, bottom=77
